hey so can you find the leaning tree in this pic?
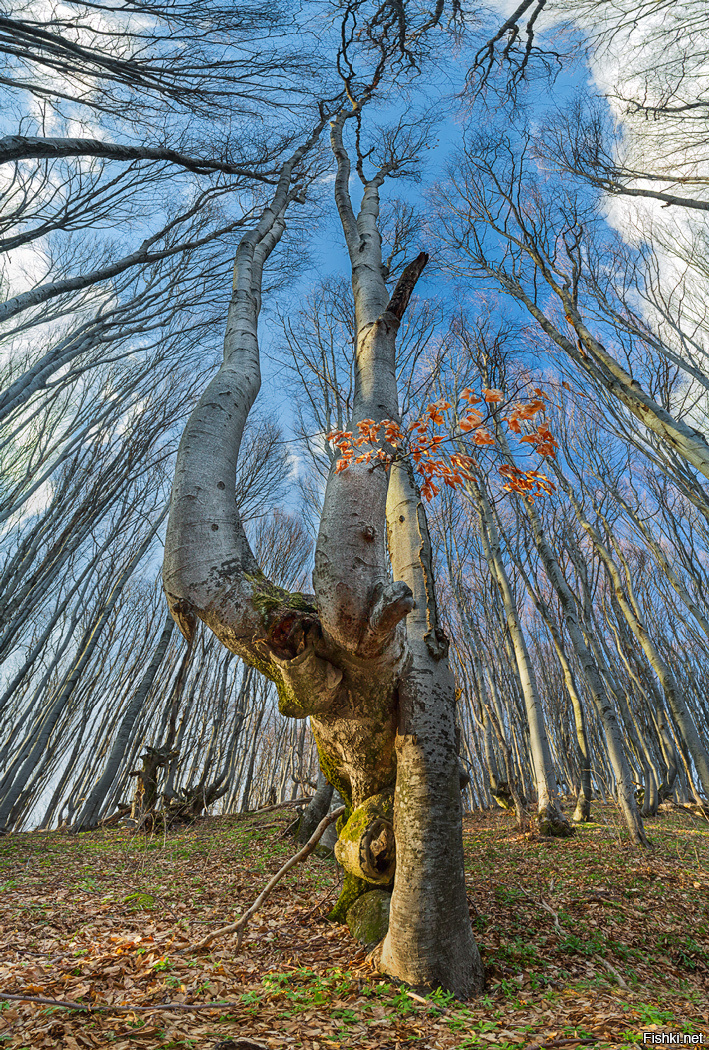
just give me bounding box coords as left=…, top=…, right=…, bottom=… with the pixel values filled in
left=163, top=4, right=485, bottom=997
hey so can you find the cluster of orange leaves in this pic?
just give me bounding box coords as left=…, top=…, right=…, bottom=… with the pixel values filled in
left=327, top=386, right=558, bottom=502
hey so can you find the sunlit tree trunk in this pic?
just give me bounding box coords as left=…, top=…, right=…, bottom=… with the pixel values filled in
left=378, top=459, right=482, bottom=991
left=470, top=477, right=572, bottom=836
left=163, top=120, right=483, bottom=994
left=514, top=501, right=648, bottom=844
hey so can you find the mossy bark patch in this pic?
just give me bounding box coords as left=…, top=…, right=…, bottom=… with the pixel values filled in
left=346, top=889, right=391, bottom=948
left=328, top=870, right=371, bottom=923
left=338, top=792, right=394, bottom=845
left=538, top=804, right=576, bottom=837
left=335, top=791, right=396, bottom=884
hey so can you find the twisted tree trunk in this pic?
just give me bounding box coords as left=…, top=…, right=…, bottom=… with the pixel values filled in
left=163, top=117, right=483, bottom=996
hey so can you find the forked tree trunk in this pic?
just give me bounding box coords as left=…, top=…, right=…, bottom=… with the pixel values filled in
left=163, top=118, right=483, bottom=996
left=130, top=746, right=178, bottom=820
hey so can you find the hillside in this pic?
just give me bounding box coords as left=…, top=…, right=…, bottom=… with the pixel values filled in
left=0, top=805, right=707, bottom=1049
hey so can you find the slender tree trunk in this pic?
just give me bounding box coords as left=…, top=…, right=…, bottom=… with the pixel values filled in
left=240, top=703, right=266, bottom=812
left=74, top=614, right=175, bottom=830
left=0, top=518, right=163, bottom=831
left=555, top=468, right=709, bottom=801
left=549, top=632, right=592, bottom=822
left=297, top=768, right=334, bottom=844
left=472, top=479, right=572, bottom=836
left=520, top=515, right=648, bottom=845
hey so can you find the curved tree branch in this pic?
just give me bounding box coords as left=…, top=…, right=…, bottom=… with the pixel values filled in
left=0, top=136, right=278, bottom=181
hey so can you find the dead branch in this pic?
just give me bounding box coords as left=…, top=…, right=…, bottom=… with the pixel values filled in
left=300, top=882, right=337, bottom=920
left=195, top=805, right=346, bottom=951
left=519, top=887, right=562, bottom=935
left=519, top=889, right=627, bottom=989
left=0, top=992, right=249, bottom=1013
left=594, top=955, right=628, bottom=990
left=244, top=797, right=312, bottom=816
left=403, top=989, right=451, bottom=1014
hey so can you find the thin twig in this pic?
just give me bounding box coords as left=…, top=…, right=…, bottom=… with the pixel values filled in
left=524, top=1038, right=598, bottom=1050
left=519, top=887, right=562, bottom=935
left=195, top=805, right=346, bottom=951
left=0, top=992, right=243, bottom=1013
left=300, top=882, right=337, bottom=921
left=519, top=888, right=627, bottom=990
left=280, top=814, right=302, bottom=838
left=402, top=989, right=451, bottom=1015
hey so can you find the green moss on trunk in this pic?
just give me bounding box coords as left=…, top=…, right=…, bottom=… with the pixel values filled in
left=346, top=889, right=391, bottom=947
left=337, top=792, right=393, bottom=845
left=328, top=870, right=373, bottom=923
left=316, top=741, right=352, bottom=808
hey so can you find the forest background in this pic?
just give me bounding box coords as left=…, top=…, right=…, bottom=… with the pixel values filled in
left=0, top=0, right=708, bottom=885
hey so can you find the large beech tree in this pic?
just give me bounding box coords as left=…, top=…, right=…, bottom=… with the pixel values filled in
left=163, top=40, right=483, bottom=998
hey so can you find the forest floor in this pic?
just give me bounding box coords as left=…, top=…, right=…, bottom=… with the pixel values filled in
left=0, top=804, right=707, bottom=1050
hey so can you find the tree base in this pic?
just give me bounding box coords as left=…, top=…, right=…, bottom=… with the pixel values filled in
left=572, top=798, right=592, bottom=823
left=347, top=889, right=391, bottom=948
left=538, top=804, right=575, bottom=837
left=328, top=871, right=374, bottom=923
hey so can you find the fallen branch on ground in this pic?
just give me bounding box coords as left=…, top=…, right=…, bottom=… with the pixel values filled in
left=244, top=798, right=312, bottom=816
left=281, top=813, right=303, bottom=838
left=519, top=888, right=627, bottom=989
left=195, top=805, right=346, bottom=951
left=594, top=955, right=628, bottom=989
left=524, top=1039, right=598, bottom=1050
left=403, top=989, right=451, bottom=1015
left=520, top=887, right=562, bottom=935
left=0, top=992, right=243, bottom=1013
left=300, top=882, right=337, bottom=920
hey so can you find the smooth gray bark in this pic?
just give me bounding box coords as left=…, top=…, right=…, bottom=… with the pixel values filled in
left=378, top=459, right=484, bottom=995
left=297, top=768, right=334, bottom=844
left=470, top=478, right=572, bottom=836
left=514, top=503, right=648, bottom=845
left=163, top=111, right=483, bottom=995
left=556, top=468, right=709, bottom=800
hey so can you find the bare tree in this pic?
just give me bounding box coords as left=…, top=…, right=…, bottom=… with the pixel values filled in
left=163, top=7, right=484, bottom=994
